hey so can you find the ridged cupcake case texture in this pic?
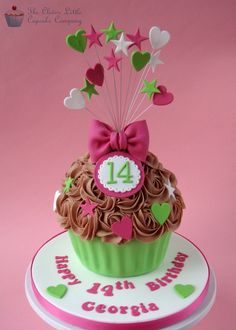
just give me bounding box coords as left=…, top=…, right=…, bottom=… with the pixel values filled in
left=5, top=14, right=24, bottom=27
left=69, top=229, right=171, bottom=277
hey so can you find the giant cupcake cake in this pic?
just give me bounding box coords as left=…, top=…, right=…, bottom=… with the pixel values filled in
left=27, top=23, right=211, bottom=330
left=53, top=23, right=186, bottom=278
left=56, top=150, right=185, bottom=277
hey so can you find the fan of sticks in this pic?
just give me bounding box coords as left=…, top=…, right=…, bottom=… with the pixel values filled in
left=64, top=23, right=173, bottom=131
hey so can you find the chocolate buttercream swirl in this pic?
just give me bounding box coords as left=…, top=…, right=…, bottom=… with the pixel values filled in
left=56, top=152, right=185, bottom=244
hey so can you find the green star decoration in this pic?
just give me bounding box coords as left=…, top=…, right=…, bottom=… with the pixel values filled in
left=80, top=79, right=99, bottom=100
left=140, top=80, right=160, bottom=99
left=64, top=177, right=73, bottom=193
left=101, top=22, right=123, bottom=43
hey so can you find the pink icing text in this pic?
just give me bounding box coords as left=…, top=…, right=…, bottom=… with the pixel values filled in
left=55, top=256, right=81, bottom=286
left=145, top=252, right=188, bottom=292
left=82, top=301, right=159, bottom=317
left=87, top=280, right=135, bottom=297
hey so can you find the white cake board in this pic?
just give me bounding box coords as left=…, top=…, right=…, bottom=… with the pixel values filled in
left=25, top=232, right=216, bottom=330
left=25, top=267, right=216, bottom=330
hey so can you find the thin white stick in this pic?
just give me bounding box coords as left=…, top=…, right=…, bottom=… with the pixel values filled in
left=94, top=46, right=117, bottom=128
left=82, top=53, right=91, bottom=67
left=125, top=50, right=154, bottom=125
left=79, top=47, right=90, bottom=67
left=126, top=64, right=152, bottom=123
left=113, top=68, right=119, bottom=131
left=128, top=94, right=146, bottom=123
left=104, top=75, right=118, bottom=130
left=119, top=53, right=123, bottom=130
left=121, top=63, right=133, bottom=129
left=94, top=44, right=101, bottom=62
left=125, top=64, right=149, bottom=122
left=127, top=50, right=164, bottom=124
left=81, top=50, right=109, bottom=122
left=85, top=106, right=102, bottom=120
left=127, top=104, right=153, bottom=124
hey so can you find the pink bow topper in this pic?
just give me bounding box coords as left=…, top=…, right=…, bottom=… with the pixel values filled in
left=89, top=120, right=149, bottom=163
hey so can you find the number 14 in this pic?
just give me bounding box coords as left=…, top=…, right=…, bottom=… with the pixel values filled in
left=107, top=161, right=133, bottom=184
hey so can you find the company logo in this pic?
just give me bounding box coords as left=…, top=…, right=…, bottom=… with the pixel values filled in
left=5, top=5, right=24, bottom=27
left=4, top=5, right=82, bottom=27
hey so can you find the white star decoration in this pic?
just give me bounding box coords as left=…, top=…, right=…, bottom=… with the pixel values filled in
left=112, top=33, right=133, bottom=56
left=164, top=179, right=176, bottom=200
left=149, top=51, right=164, bottom=72
left=53, top=190, right=61, bottom=212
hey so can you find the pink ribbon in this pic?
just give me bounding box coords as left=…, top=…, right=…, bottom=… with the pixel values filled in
left=88, top=120, right=149, bottom=163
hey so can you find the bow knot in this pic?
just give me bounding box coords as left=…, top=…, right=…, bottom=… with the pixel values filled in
left=88, top=120, right=149, bottom=163
left=110, top=131, right=128, bottom=151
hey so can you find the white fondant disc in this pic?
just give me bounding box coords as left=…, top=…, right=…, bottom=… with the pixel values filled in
left=30, top=232, right=210, bottom=329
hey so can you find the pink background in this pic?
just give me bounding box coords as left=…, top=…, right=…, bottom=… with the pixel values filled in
left=0, top=0, right=235, bottom=329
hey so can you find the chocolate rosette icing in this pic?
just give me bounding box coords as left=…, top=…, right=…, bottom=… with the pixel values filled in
left=56, top=152, right=185, bottom=244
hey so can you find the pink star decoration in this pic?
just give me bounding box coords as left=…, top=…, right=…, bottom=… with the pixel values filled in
left=104, top=49, right=122, bottom=71
left=85, top=25, right=103, bottom=48
left=80, top=198, right=98, bottom=216
left=126, top=29, right=148, bottom=50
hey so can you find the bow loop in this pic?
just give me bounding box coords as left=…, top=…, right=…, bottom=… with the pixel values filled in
left=89, top=120, right=149, bottom=163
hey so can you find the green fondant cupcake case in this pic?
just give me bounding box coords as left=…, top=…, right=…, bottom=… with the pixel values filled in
left=69, top=230, right=171, bottom=277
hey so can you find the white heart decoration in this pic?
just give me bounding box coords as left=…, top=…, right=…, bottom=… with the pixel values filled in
left=64, top=88, right=85, bottom=110
left=149, top=26, right=170, bottom=50
left=53, top=190, right=61, bottom=212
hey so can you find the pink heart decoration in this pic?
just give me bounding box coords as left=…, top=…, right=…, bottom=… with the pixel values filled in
left=153, top=85, right=174, bottom=106
left=86, top=63, right=104, bottom=87
left=111, top=216, right=133, bottom=240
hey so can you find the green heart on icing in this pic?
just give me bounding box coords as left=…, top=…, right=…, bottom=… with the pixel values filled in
left=66, top=29, right=87, bottom=53
left=151, top=202, right=171, bottom=225
left=46, top=284, right=68, bottom=299
left=174, top=284, right=195, bottom=299
left=131, top=51, right=151, bottom=71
